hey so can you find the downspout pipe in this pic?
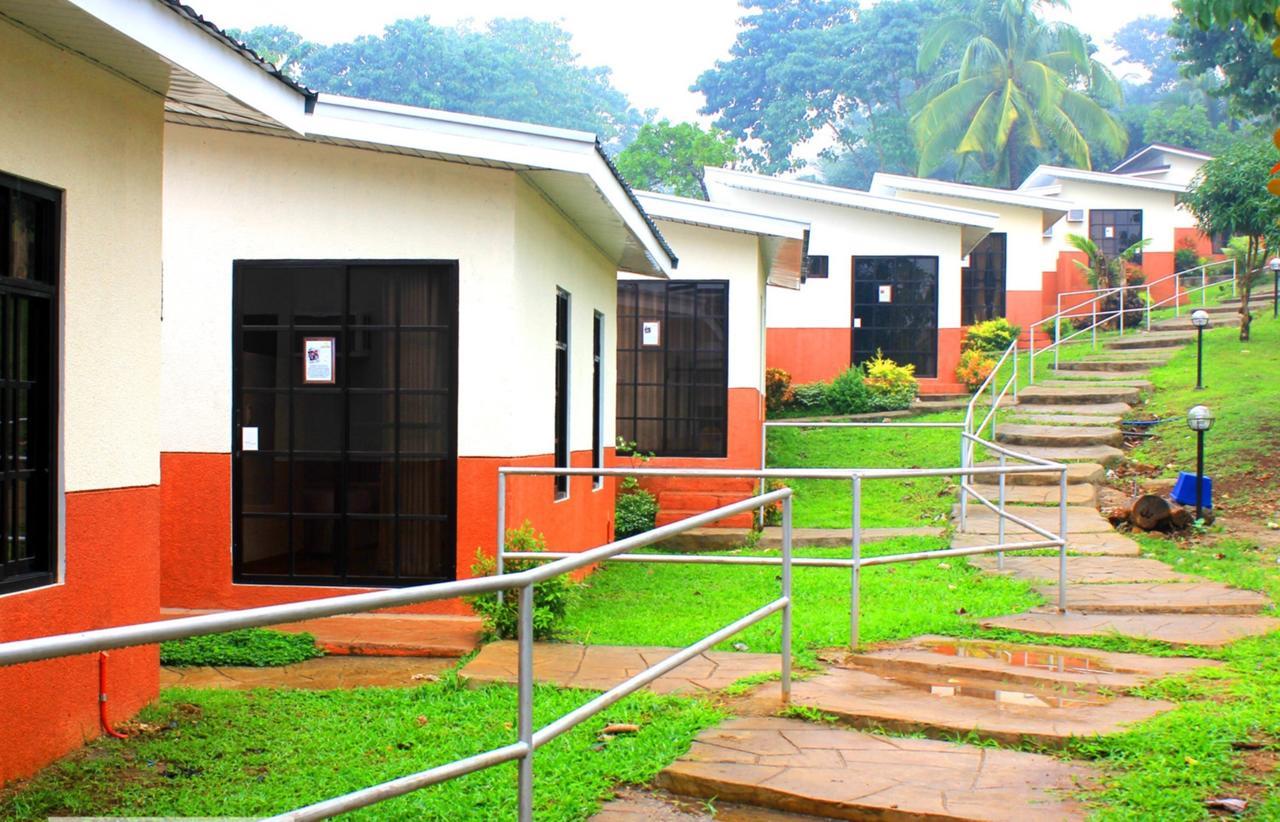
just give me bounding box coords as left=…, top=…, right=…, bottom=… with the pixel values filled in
left=98, top=651, right=129, bottom=740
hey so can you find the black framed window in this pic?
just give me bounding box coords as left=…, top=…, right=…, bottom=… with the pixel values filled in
left=802, top=255, right=829, bottom=279
left=961, top=232, right=1007, bottom=325
left=617, top=280, right=728, bottom=458
left=852, top=256, right=939, bottom=378
left=233, top=262, right=458, bottom=587
left=1089, top=210, right=1144, bottom=261
left=592, top=311, right=604, bottom=490
left=0, top=173, right=59, bottom=595
left=554, top=290, right=570, bottom=499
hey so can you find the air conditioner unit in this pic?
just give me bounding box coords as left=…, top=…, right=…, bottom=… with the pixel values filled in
left=1067, top=209, right=1085, bottom=223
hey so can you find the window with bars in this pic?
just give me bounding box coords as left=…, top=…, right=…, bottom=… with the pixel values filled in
left=0, top=172, right=59, bottom=595
left=961, top=232, right=1007, bottom=325
left=554, top=290, right=570, bottom=499
left=802, top=255, right=829, bottom=279
left=1089, top=210, right=1144, bottom=261
left=233, top=262, right=458, bottom=587
left=616, top=280, right=728, bottom=458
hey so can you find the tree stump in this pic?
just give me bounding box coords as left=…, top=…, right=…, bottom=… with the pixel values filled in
left=1130, top=494, right=1172, bottom=531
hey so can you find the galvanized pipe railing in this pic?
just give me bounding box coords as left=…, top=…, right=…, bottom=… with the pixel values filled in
left=0, top=489, right=796, bottom=822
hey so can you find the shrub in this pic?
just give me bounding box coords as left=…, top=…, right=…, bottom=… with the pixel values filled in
left=615, top=488, right=659, bottom=538
left=825, top=366, right=872, bottom=415
left=468, top=523, right=575, bottom=640
left=862, top=350, right=918, bottom=411
left=160, top=628, right=323, bottom=667
left=791, top=381, right=830, bottom=411
left=1039, top=316, right=1076, bottom=342
left=955, top=348, right=996, bottom=391
left=760, top=479, right=788, bottom=527
left=961, top=318, right=1021, bottom=354
left=1174, top=244, right=1202, bottom=273
left=765, top=367, right=793, bottom=413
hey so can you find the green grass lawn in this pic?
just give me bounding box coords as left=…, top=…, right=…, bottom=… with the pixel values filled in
left=0, top=675, right=723, bottom=821
left=562, top=538, right=1040, bottom=663
left=765, top=411, right=969, bottom=528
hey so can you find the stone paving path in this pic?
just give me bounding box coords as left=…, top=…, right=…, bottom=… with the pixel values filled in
left=160, top=656, right=454, bottom=690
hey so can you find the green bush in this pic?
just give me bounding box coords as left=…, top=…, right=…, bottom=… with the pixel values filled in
left=765, top=367, right=792, bottom=413
left=955, top=348, right=996, bottom=391
left=961, top=318, right=1021, bottom=354
left=1174, top=245, right=1202, bottom=273
left=1039, top=316, right=1076, bottom=342
left=159, top=629, right=323, bottom=667
left=790, top=381, right=830, bottom=411
left=468, top=523, right=575, bottom=640
left=615, top=488, right=659, bottom=538
left=863, top=350, right=918, bottom=411
left=825, top=366, right=872, bottom=415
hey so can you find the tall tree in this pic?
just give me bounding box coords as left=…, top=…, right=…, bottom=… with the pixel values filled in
left=232, top=18, right=644, bottom=148
left=227, top=24, right=315, bottom=80
left=1181, top=140, right=1280, bottom=340
left=1170, top=14, right=1280, bottom=121
left=911, top=0, right=1127, bottom=186
left=613, top=120, right=738, bottom=199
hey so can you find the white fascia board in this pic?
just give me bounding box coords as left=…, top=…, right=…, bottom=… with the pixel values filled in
left=308, top=96, right=676, bottom=276
left=704, top=166, right=999, bottom=232
left=1019, top=165, right=1187, bottom=194
left=636, top=191, right=808, bottom=240
left=1113, top=144, right=1211, bottom=172
left=870, top=172, right=1071, bottom=215
left=68, top=0, right=309, bottom=132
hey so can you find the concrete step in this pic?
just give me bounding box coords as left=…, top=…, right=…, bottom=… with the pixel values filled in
left=997, top=443, right=1125, bottom=466
left=789, top=666, right=1175, bottom=749
left=656, top=509, right=753, bottom=529
left=1054, top=359, right=1161, bottom=373
left=952, top=504, right=1114, bottom=535
left=1014, top=402, right=1132, bottom=417
left=915, top=393, right=971, bottom=403
left=995, top=424, right=1122, bottom=449
left=656, top=718, right=1093, bottom=820
left=1152, top=316, right=1240, bottom=331
left=972, top=555, right=1196, bottom=584
left=1045, top=371, right=1151, bottom=384
left=967, top=482, right=1096, bottom=505
left=1006, top=413, right=1124, bottom=426
left=657, top=526, right=944, bottom=551
left=1041, top=582, right=1271, bottom=615
left=1084, top=345, right=1182, bottom=359
left=972, top=461, right=1105, bottom=486
left=952, top=530, right=1142, bottom=556
left=1106, top=331, right=1194, bottom=351
left=1038, top=378, right=1153, bottom=391
left=982, top=612, right=1280, bottom=647
left=1019, top=384, right=1141, bottom=405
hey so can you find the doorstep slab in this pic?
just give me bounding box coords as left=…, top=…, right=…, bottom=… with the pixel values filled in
left=1038, top=378, right=1154, bottom=391
left=1006, top=413, right=1125, bottom=427
left=1013, top=403, right=1133, bottom=417
left=995, top=424, right=1123, bottom=448
left=971, top=461, right=1105, bottom=486
left=1018, top=384, right=1142, bottom=405
left=656, top=717, right=1094, bottom=821
left=1038, top=583, right=1270, bottom=615
left=788, top=666, right=1174, bottom=748
left=967, top=483, right=1096, bottom=505
left=951, top=530, right=1142, bottom=556
left=459, top=641, right=782, bottom=694
left=972, top=555, right=1196, bottom=584
left=953, top=505, right=1115, bottom=534
left=982, top=612, right=1280, bottom=646
left=836, top=635, right=1216, bottom=693
left=160, top=656, right=454, bottom=690
left=997, top=443, right=1126, bottom=466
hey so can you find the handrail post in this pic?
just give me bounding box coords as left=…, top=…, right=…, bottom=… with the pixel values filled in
left=1145, top=285, right=1152, bottom=331
left=1175, top=273, right=1181, bottom=318
left=1058, top=467, right=1069, bottom=613
left=1119, top=289, right=1125, bottom=336
left=1029, top=325, right=1035, bottom=384
left=1232, top=259, right=1237, bottom=298
left=780, top=494, right=793, bottom=704
left=758, top=423, right=768, bottom=525
left=517, top=584, right=535, bottom=821
left=1202, top=266, right=1208, bottom=305
left=958, top=438, right=968, bottom=532
left=496, top=471, right=507, bottom=606
left=1012, top=345, right=1018, bottom=402
left=1053, top=316, right=1060, bottom=370
left=850, top=473, right=862, bottom=649
left=997, top=452, right=1006, bottom=572
left=1091, top=299, right=1097, bottom=348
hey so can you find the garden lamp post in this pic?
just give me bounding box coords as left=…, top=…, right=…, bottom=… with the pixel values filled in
left=1270, top=257, right=1280, bottom=319
left=1187, top=405, right=1214, bottom=521
left=1190, top=309, right=1209, bottom=390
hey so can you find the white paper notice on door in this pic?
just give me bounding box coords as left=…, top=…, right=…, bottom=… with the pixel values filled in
left=878, top=285, right=893, bottom=303
left=853, top=317, right=862, bottom=329
left=242, top=427, right=259, bottom=452
left=642, top=321, right=661, bottom=346
left=303, top=337, right=335, bottom=384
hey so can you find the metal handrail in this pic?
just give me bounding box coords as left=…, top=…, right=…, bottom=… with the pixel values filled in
left=0, top=489, right=796, bottom=822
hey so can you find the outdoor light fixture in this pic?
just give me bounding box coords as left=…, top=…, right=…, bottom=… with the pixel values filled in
left=1186, top=405, right=1215, bottom=521
left=1191, top=309, right=1209, bottom=390
left=1271, top=257, right=1280, bottom=318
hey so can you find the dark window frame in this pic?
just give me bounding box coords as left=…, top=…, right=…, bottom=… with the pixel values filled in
left=961, top=232, right=1007, bottom=326
left=616, top=280, right=730, bottom=459
left=1089, top=209, right=1144, bottom=262
left=231, top=259, right=460, bottom=588
left=591, top=310, right=604, bottom=490
left=0, top=171, right=60, bottom=596
left=851, top=256, right=939, bottom=379
left=802, top=255, right=829, bottom=279
left=554, top=289, right=570, bottom=500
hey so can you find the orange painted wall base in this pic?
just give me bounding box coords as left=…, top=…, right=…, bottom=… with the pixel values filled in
left=159, top=450, right=615, bottom=617
left=0, top=485, right=160, bottom=784
left=766, top=327, right=850, bottom=385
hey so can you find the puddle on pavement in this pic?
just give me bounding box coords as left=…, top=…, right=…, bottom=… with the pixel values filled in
left=883, top=673, right=1109, bottom=709
left=920, top=639, right=1128, bottom=676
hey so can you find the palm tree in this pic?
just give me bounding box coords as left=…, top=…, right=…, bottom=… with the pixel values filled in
left=911, top=0, right=1128, bottom=186
left=1065, top=233, right=1151, bottom=329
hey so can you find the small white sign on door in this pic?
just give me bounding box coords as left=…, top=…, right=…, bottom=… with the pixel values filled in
left=303, top=337, right=336, bottom=384
left=1104, top=226, right=1115, bottom=239
left=853, top=317, right=862, bottom=329
left=241, top=426, right=259, bottom=452
left=878, top=285, right=893, bottom=303
left=641, top=321, right=661, bottom=346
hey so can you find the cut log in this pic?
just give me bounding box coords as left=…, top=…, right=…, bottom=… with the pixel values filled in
left=1131, top=494, right=1173, bottom=531
left=1168, top=506, right=1194, bottom=530
left=1105, top=506, right=1132, bottom=527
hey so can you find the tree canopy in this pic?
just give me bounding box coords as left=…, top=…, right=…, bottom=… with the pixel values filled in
left=229, top=18, right=644, bottom=148
left=613, top=120, right=738, bottom=199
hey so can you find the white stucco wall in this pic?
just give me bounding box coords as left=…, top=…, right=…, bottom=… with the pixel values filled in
left=622, top=221, right=766, bottom=392
left=1040, top=179, right=1191, bottom=264
left=0, top=20, right=164, bottom=493
left=162, top=123, right=616, bottom=459
left=705, top=185, right=966, bottom=331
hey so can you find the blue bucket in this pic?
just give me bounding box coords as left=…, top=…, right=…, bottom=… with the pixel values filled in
left=1170, top=472, right=1213, bottom=509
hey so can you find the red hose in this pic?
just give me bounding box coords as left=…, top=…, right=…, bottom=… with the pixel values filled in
left=98, top=651, right=129, bottom=740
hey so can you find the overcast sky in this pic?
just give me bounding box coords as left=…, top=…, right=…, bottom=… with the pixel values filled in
left=199, top=0, right=1178, bottom=122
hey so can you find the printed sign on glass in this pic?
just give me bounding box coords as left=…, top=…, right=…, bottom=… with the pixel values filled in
left=642, top=321, right=661, bottom=346
left=303, top=337, right=336, bottom=384
left=878, top=285, right=893, bottom=303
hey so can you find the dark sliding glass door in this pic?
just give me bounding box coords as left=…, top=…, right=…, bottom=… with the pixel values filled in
left=852, top=256, right=939, bottom=378
left=233, top=262, right=458, bottom=586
